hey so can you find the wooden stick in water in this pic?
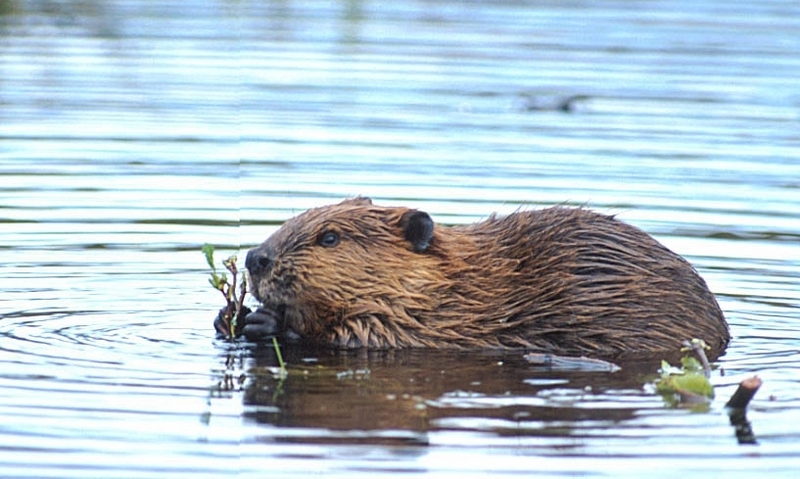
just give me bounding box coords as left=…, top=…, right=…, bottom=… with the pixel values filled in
left=726, top=376, right=762, bottom=410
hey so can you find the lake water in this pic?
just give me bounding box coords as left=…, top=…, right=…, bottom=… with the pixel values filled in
left=1, top=0, right=799, bottom=477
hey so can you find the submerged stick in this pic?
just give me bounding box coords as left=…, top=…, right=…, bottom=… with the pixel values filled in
left=726, top=376, right=761, bottom=445
left=523, top=352, right=620, bottom=372
left=725, top=376, right=762, bottom=410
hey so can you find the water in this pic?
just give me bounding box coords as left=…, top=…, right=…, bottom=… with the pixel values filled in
left=1, top=0, right=799, bottom=477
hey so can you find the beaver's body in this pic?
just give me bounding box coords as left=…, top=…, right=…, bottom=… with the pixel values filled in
left=243, top=197, right=729, bottom=357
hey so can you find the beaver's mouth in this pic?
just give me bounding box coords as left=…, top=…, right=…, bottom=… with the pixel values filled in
left=242, top=304, right=302, bottom=343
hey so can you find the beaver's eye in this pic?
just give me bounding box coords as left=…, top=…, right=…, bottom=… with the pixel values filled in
left=318, top=231, right=340, bottom=248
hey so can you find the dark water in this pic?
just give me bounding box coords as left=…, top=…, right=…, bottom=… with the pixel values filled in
left=1, top=0, right=799, bottom=477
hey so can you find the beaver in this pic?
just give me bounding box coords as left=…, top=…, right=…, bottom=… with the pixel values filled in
left=240, top=197, right=730, bottom=357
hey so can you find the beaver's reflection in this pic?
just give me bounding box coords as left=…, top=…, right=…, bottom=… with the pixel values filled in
left=240, top=345, right=662, bottom=445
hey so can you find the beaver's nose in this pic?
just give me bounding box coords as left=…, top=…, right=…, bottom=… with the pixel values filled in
left=246, top=247, right=273, bottom=275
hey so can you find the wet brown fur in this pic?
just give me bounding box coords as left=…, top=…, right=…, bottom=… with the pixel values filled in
left=249, top=197, right=730, bottom=357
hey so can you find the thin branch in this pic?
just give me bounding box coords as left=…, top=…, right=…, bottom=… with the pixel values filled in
left=682, top=339, right=711, bottom=378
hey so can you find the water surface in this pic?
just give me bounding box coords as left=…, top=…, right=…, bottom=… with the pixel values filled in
left=1, top=0, right=799, bottom=477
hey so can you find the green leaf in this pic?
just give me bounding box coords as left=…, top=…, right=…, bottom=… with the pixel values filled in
left=653, top=338, right=717, bottom=407
left=669, top=372, right=715, bottom=399
left=202, top=243, right=216, bottom=271
left=207, top=272, right=227, bottom=290
left=655, top=359, right=715, bottom=401
left=680, top=356, right=704, bottom=374
left=658, top=360, right=684, bottom=377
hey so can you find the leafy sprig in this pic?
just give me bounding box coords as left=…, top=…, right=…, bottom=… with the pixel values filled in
left=202, top=243, right=247, bottom=339
left=655, top=339, right=714, bottom=406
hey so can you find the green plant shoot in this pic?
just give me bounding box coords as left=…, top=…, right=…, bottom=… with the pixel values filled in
left=272, top=336, right=287, bottom=378
left=202, top=243, right=247, bottom=339
left=655, top=338, right=715, bottom=406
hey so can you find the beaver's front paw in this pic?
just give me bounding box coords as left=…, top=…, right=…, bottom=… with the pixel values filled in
left=214, top=306, right=251, bottom=338
left=242, top=307, right=281, bottom=342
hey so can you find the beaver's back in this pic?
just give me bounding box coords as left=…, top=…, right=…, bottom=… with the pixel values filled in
left=436, top=206, right=729, bottom=356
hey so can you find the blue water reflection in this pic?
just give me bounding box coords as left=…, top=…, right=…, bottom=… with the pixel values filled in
left=1, top=0, right=799, bottom=477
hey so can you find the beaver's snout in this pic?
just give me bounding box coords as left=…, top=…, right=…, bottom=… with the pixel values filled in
left=243, top=243, right=302, bottom=342
left=245, top=245, right=274, bottom=276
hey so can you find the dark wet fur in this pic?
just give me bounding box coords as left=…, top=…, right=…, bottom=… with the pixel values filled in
left=244, top=197, right=730, bottom=358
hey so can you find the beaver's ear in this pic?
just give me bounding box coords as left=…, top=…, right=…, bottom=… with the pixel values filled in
left=400, top=210, right=434, bottom=252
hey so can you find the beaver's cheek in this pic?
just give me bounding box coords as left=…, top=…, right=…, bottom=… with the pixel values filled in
left=242, top=307, right=281, bottom=342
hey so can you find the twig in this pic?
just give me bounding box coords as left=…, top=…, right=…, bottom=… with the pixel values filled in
left=682, top=339, right=711, bottom=378
left=725, top=376, right=762, bottom=410
left=725, top=376, right=761, bottom=445
left=235, top=272, right=248, bottom=331
left=229, top=267, right=239, bottom=334
left=203, top=244, right=249, bottom=339
left=222, top=254, right=246, bottom=338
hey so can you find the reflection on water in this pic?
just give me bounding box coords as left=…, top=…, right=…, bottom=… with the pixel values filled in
left=1, top=0, right=800, bottom=477
left=243, top=347, right=658, bottom=436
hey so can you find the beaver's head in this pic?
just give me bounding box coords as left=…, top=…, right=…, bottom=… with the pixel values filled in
left=245, top=197, right=441, bottom=347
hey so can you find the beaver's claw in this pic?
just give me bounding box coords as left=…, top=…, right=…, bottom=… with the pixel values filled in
left=241, top=307, right=280, bottom=342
